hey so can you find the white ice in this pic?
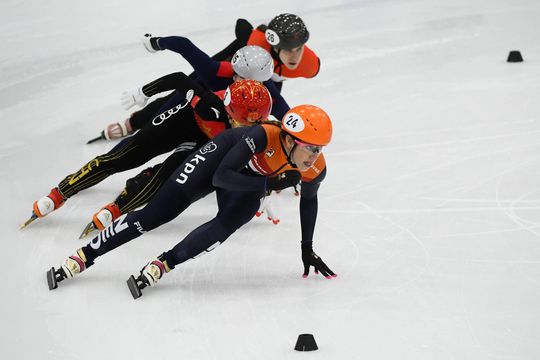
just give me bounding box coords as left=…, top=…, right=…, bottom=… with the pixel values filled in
left=1, top=0, right=540, bottom=359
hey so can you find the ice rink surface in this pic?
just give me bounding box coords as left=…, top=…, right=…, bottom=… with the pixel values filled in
left=1, top=0, right=540, bottom=359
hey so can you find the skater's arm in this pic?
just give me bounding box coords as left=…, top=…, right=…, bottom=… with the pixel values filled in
left=157, top=36, right=234, bottom=84
left=298, top=168, right=336, bottom=279
left=212, top=126, right=268, bottom=192
left=141, top=72, right=206, bottom=97
left=299, top=168, right=326, bottom=244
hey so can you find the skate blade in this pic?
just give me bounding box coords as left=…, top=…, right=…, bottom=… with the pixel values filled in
left=47, top=267, right=67, bottom=290
left=47, top=267, right=58, bottom=290
left=79, top=222, right=97, bottom=239
left=20, top=213, right=38, bottom=229
left=127, top=275, right=143, bottom=299
left=86, top=131, right=105, bottom=144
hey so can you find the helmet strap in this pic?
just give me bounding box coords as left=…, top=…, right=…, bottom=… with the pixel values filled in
left=280, top=132, right=298, bottom=168
left=272, top=47, right=284, bottom=65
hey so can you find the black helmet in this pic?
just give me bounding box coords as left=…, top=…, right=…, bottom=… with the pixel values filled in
left=265, top=14, right=309, bottom=50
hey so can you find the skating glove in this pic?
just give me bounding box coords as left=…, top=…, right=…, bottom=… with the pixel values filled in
left=266, top=170, right=301, bottom=192
left=142, top=33, right=162, bottom=53
left=120, top=86, right=149, bottom=110
left=235, top=18, right=253, bottom=44
left=301, top=242, right=337, bottom=279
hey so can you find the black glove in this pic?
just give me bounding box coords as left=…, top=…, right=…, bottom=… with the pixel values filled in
left=235, top=18, right=254, bottom=44
left=266, top=170, right=301, bottom=192
left=149, top=37, right=161, bottom=50
left=301, top=243, right=336, bottom=279
left=194, top=92, right=228, bottom=122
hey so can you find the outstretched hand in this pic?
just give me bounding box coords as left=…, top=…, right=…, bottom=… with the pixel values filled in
left=301, top=243, right=337, bottom=279
left=120, top=86, right=148, bottom=110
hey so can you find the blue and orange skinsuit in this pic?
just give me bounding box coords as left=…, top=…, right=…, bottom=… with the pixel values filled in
left=80, top=123, right=326, bottom=271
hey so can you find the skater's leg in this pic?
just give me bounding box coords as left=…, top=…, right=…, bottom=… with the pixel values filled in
left=127, top=190, right=261, bottom=295
left=117, top=140, right=203, bottom=214
left=37, top=96, right=199, bottom=220
left=47, top=182, right=195, bottom=289
left=82, top=180, right=194, bottom=263
left=162, top=189, right=262, bottom=268
left=88, top=128, right=208, bottom=231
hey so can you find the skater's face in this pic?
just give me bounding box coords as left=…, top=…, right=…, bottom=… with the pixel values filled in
left=285, top=135, right=322, bottom=171
left=277, top=45, right=304, bottom=70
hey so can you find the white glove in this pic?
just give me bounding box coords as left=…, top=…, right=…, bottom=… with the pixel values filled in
left=256, top=194, right=280, bottom=225
left=103, top=118, right=134, bottom=140
left=142, top=33, right=160, bottom=53
left=120, top=86, right=148, bottom=110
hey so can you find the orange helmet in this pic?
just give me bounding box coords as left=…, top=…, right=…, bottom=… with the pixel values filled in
left=223, top=80, right=272, bottom=126
left=281, top=105, right=332, bottom=146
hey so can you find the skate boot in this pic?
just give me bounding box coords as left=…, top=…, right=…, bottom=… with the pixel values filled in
left=142, top=34, right=162, bottom=53
left=79, top=202, right=122, bottom=239
left=47, top=248, right=91, bottom=290
left=34, top=187, right=66, bottom=217
left=127, top=255, right=171, bottom=299
left=21, top=188, right=66, bottom=229
left=86, top=117, right=134, bottom=144
left=103, top=118, right=134, bottom=140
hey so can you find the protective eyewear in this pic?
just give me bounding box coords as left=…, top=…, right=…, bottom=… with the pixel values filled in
left=294, top=139, right=324, bottom=154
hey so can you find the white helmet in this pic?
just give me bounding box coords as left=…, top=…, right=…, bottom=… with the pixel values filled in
left=231, top=45, right=274, bottom=82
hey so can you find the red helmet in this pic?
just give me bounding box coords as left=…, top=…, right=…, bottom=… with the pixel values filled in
left=224, top=80, right=272, bottom=126
left=281, top=105, right=332, bottom=146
